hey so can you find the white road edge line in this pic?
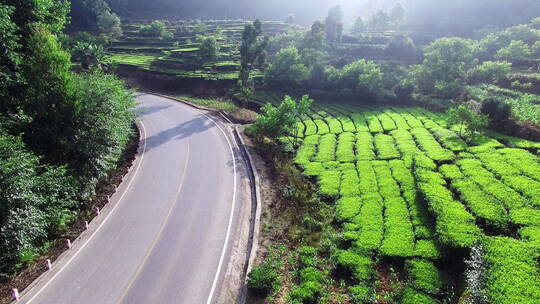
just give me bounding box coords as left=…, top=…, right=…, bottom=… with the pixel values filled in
left=162, top=95, right=238, bottom=304
left=201, top=113, right=237, bottom=304
left=23, top=120, right=149, bottom=304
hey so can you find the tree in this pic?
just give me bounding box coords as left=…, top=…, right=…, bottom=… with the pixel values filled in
left=139, top=20, right=168, bottom=38
left=495, top=40, right=532, bottom=64
left=239, top=19, right=268, bottom=88
left=325, top=5, right=343, bottom=44
left=446, top=105, right=489, bottom=139
left=412, top=37, right=481, bottom=97
left=351, top=16, right=365, bottom=34
left=533, top=41, right=540, bottom=58
left=97, top=10, right=122, bottom=40
left=369, top=10, right=392, bottom=31
left=265, top=46, right=309, bottom=88
left=466, top=61, right=512, bottom=84
left=286, top=13, right=295, bottom=24
left=197, top=35, right=218, bottom=59
left=302, top=21, right=325, bottom=50
left=251, top=95, right=312, bottom=144
left=336, top=59, right=383, bottom=95
left=390, top=3, right=405, bottom=25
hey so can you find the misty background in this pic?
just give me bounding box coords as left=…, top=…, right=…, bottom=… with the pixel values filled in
left=104, top=0, right=540, bottom=37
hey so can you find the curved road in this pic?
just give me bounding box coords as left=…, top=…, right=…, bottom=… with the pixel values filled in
left=18, top=94, right=242, bottom=304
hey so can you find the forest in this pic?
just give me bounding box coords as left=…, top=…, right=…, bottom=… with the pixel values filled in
left=1, top=0, right=540, bottom=303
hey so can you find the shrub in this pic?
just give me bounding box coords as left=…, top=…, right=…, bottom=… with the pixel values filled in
left=480, top=98, right=512, bottom=126
left=400, top=288, right=438, bottom=304
left=354, top=197, right=384, bottom=252
left=295, top=135, right=319, bottom=165
left=356, top=132, right=376, bottom=160
left=197, top=35, right=218, bottom=58
left=414, top=240, right=443, bottom=259
left=380, top=196, right=415, bottom=257
left=332, top=250, right=374, bottom=281
left=340, top=169, right=360, bottom=197
left=374, top=133, right=400, bottom=160
left=349, top=284, right=373, bottom=304
left=139, top=20, right=167, bottom=38
left=289, top=281, right=323, bottom=303
left=466, top=61, right=512, bottom=84
left=314, top=134, right=337, bottom=162
left=247, top=258, right=280, bottom=296
left=405, top=259, right=446, bottom=295
left=318, top=170, right=341, bottom=197
left=495, top=40, right=532, bottom=64
left=470, top=236, right=540, bottom=304
left=336, top=132, right=356, bottom=162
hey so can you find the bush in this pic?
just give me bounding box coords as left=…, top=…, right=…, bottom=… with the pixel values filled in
left=247, top=258, right=280, bottom=296
left=495, top=40, right=532, bottom=64
left=332, top=250, right=374, bottom=281
left=393, top=82, right=415, bottom=102
left=468, top=236, right=540, bottom=304
left=400, top=288, right=438, bottom=304
left=139, top=20, right=169, bottom=38
left=349, top=284, right=373, bottom=304
left=466, top=61, right=512, bottom=84
left=480, top=98, right=512, bottom=126
left=197, top=35, right=218, bottom=58
left=405, top=259, right=446, bottom=295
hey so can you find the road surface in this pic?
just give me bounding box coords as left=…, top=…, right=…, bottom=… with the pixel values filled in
left=18, top=94, right=242, bottom=304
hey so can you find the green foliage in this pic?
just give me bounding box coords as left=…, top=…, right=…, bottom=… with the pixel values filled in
left=495, top=40, right=532, bottom=64
left=349, top=283, right=373, bottom=304
left=400, top=288, right=437, bottom=304
left=0, top=131, right=77, bottom=272
left=466, top=61, right=512, bottom=84
left=446, top=104, right=489, bottom=139
left=72, top=41, right=105, bottom=69
left=412, top=37, right=481, bottom=97
left=405, top=259, right=446, bottom=295
left=468, top=237, right=540, bottom=304
left=97, top=10, right=122, bottom=40
left=332, top=250, right=373, bottom=281
left=139, top=20, right=170, bottom=39
left=247, top=256, right=281, bottom=296
left=69, top=71, right=135, bottom=188
left=239, top=19, right=268, bottom=87
left=197, top=35, right=218, bottom=59
left=251, top=95, right=312, bottom=140
left=332, top=59, right=383, bottom=97
left=480, top=98, right=512, bottom=125
left=265, top=46, right=309, bottom=88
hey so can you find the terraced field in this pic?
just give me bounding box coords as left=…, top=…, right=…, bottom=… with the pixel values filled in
left=109, top=20, right=291, bottom=81
left=255, top=92, right=540, bottom=303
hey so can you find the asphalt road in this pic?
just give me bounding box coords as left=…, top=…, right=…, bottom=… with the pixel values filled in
left=18, top=94, right=241, bottom=304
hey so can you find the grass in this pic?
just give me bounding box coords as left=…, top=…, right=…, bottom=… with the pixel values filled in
left=175, top=95, right=257, bottom=122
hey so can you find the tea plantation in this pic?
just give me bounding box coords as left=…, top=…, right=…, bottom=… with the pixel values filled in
left=254, top=92, right=540, bottom=303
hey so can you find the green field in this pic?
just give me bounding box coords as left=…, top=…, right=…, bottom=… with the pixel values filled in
left=256, top=92, right=540, bottom=303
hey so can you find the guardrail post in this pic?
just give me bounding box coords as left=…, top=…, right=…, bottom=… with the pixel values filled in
left=11, top=289, right=19, bottom=301
left=45, top=259, right=52, bottom=270
left=95, top=207, right=100, bottom=216
left=66, top=239, right=71, bottom=249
